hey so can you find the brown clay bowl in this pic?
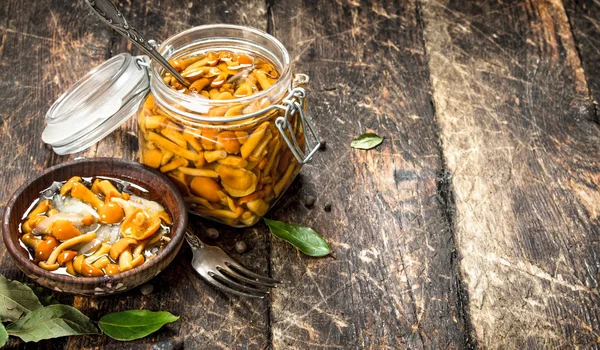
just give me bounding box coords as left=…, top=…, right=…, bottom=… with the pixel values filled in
left=2, top=158, right=187, bottom=296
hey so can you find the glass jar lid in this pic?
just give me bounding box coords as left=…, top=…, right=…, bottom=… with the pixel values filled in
left=42, top=53, right=150, bottom=155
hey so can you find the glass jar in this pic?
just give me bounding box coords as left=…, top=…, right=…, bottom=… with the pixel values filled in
left=136, top=25, right=320, bottom=227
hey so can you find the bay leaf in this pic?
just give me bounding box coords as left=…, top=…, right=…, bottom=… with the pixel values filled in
left=98, top=310, right=179, bottom=341
left=350, top=133, right=384, bottom=150
left=264, top=218, right=331, bottom=257
left=0, top=323, right=8, bottom=347
left=26, top=283, right=59, bottom=306
left=0, top=275, right=43, bottom=322
left=5, top=304, right=99, bottom=342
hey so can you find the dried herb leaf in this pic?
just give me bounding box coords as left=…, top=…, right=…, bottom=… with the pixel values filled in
left=26, top=283, right=59, bottom=306
left=0, top=323, right=7, bottom=347
left=5, top=304, right=99, bottom=342
left=264, top=218, right=331, bottom=257
left=350, top=133, right=384, bottom=150
left=0, top=275, right=43, bottom=322
left=98, top=310, right=179, bottom=341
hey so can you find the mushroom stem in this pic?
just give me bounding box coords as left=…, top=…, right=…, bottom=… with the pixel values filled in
left=85, top=243, right=111, bottom=264
left=45, top=232, right=96, bottom=265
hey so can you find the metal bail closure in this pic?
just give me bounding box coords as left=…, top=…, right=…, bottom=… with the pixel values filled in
left=275, top=87, right=321, bottom=164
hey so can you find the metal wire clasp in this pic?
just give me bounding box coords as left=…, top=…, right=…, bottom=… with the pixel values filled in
left=134, top=55, right=151, bottom=70
left=274, top=88, right=321, bottom=164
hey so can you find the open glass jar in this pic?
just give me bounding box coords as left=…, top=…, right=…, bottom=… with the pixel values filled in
left=136, top=25, right=320, bottom=227
left=42, top=24, right=320, bottom=227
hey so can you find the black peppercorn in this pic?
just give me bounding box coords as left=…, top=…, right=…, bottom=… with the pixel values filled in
left=235, top=240, right=248, bottom=253
left=304, top=196, right=316, bottom=208
left=206, top=228, right=219, bottom=239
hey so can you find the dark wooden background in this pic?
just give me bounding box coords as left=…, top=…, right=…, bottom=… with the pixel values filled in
left=1, top=0, right=599, bottom=348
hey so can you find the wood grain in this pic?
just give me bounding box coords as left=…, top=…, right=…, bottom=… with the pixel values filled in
left=421, top=0, right=600, bottom=348
left=268, top=0, right=468, bottom=348
left=66, top=1, right=273, bottom=349
left=0, top=0, right=271, bottom=349
left=0, top=1, right=112, bottom=348
left=2, top=0, right=600, bottom=348
left=564, top=0, right=600, bottom=122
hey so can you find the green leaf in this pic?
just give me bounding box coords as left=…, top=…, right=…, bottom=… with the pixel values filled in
left=350, top=133, right=384, bottom=150
left=0, top=323, right=8, bottom=347
left=264, top=218, right=331, bottom=257
left=26, top=283, right=59, bottom=306
left=5, top=304, right=99, bottom=342
left=0, top=275, right=43, bottom=322
left=98, top=310, right=179, bottom=341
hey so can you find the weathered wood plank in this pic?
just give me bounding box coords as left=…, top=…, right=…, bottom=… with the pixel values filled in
left=421, top=0, right=600, bottom=348
left=67, top=1, right=271, bottom=349
left=564, top=0, right=600, bottom=122
left=0, top=0, right=271, bottom=349
left=0, top=1, right=112, bottom=348
left=268, top=0, right=467, bottom=348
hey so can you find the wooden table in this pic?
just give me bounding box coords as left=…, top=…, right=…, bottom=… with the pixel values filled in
left=1, top=0, right=599, bottom=348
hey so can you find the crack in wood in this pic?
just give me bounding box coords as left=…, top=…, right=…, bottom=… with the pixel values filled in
left=416, top=0, right=477, bottom=348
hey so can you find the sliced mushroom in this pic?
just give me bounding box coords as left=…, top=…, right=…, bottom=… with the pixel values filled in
left=97, top=200, right=124, bottom=224
left=204, top=150, right=227, bottom=163
left=119, top=248, right=145, bottom=272
left=73, top=255, right=85, bottom=275
left=120, top=209, right=161, bottom=241
left=92, top=256, right=111, bottom=269
left=190, top=177, right=221, bottom=202
left=21, top=233, right=43, bottom=250
left=274, top=163, right=296, bottom=197
left=71, top=182, right=103, bottom=210
left=39, top=261, right=59, bottom=271
left=65, top=261, right=76, bottom=275
left=45, top=232, right=97, bottom=266
left=35, top=237, right=59, bottom=262
left=27, top=199, right=51, bottom=219
left=105, top=264, right=121, bottom=276
left=85, top=243, right=111, bottom=264
left=50, top=220, right=81, bottom=240
left=245, top=199, right=269, bottom=217
left=216, top=165, right=258, bottom=198
left=80, top=260, right=104, bottom=277
left=216, top=131, right=241, bottom=154
left=109, top=238, right=138, bottom=260
left=57, top=250, right=78, bottom=265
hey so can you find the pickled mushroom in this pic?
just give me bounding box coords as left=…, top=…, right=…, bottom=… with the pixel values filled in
left=120, top=209, right=161, bottom=240
left=49, top=220, right=81, bottom=240
left=19, top=177, right=172, bottom=278
left=216, top=165, right=257, bottom=198
left=190, top=177, right=221, bottom=202
left=97, top=200, right=125, bottom=224
left=33, top=212, right=85, bottom=235
left=137, top=49, right=304, bottom=226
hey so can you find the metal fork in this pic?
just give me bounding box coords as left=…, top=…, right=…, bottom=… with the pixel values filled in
left=185, top=230, right=280, bottom=298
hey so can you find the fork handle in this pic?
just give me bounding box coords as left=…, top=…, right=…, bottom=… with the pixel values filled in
left=185, top=229, right=205, bottom=249
left=84, top=0, right=190, bottom=87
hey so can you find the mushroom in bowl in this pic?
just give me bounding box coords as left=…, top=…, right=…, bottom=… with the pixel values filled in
left=2, top=158, right=187, bottom=295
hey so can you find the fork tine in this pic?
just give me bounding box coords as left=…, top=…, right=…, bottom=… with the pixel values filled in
left=218, top=265, right=279, bottom=288
left=225, top=261, right=282, bottom=284
left=209, top=270, right=269, bottom=296
left=201, top=271, right=267, bottom=299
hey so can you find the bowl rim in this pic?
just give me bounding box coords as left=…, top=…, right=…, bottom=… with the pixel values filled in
left=1, top=157, right=188, bottom=290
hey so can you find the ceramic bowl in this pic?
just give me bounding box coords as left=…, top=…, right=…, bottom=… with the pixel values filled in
left=2, top=158, right=187, bottom=296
